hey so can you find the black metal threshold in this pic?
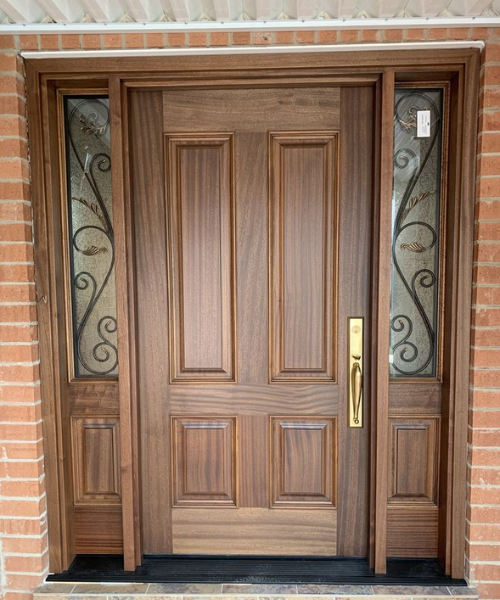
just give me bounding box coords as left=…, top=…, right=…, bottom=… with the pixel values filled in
left=47, top=555, right=467, bottom=586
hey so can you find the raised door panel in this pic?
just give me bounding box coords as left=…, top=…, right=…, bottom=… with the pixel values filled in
left=387, top=416, right=440, bottom=557
left=271, top=417, right=336, bottom=508
left=172, top=417, right=237, bottom=506
left=166, top=134, right=236, bottom=383
left=71, top=417, right=121, bottom=504
left=389, top=416, right=440, bottom=504
left=270, top=132, right=338, bottom=382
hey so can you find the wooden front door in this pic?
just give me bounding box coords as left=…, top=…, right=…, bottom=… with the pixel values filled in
left=131, top=85, right=374, bottom=556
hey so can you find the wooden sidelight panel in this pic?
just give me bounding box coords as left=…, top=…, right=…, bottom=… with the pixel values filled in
left=70, top=407, right=123, bottom=553
left=389, top=417, right=439, bottom=504
left=386, top=84, right=450, bottom=560
left=166, top=134, right=236, bottom=383
left=172, top=417, right=237, bottom=506
left=270, top=133, right=338, bottom=382
left=387, top=506, right=439, bottom=557
left=53, top=92, right=124, bottom=558
left=271, top=417, right=336, bottom=508
left=71, top=417, right=121, bottom=504
left=74, top=505, right=123, bottom=554
left=387, top=416, right=440, bottom=557
left=71, top=415, right=123, bottom=553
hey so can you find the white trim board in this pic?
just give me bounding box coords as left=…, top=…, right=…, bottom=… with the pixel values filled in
left=4, top=16, right=500, bottom=35
left=21, top=40, right=485, bottom=59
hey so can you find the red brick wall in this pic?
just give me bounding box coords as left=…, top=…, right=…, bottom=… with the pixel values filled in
left=0, top=27, right=498, bottom=600
left=469, top=33, right=500, bottom=600
left=0, top=35, right=48, bottom=600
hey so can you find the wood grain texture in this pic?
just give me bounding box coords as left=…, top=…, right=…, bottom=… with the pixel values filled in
left=234, top=130, right=268, bottom=385
left=172, top=508, right=336, bottom=555
left=163, top=88, right=340, bottom=133
left=74, top=505, right=123, bottom=553
left=372, top=70, right=395, bottom=574
left=389, top=382, right=441, bottom=413
left=369, top=76, right=382, bottom=573
left=131, top=90, right=172, bottom=553
left=336, top=86, right=374, bottom=558
left=71, top=417, right=121, bottom=504
left=158, top=85, right=346, bottom=554
left=169, top=384, right=339, bottom=415
left=172, top=417, right=237, bottom=506
left=270, top=132, right=338, bottom=382
left=387, top=505, right=439, bottom=557
left=26, top=64, right=76, bottom=572
left=69, top=381, right=119, bottom=415
left=389, top=416, right=440, bottom=504
left=110, top=75, right=141, bottom=570
left=166, top=134, right=236, bottom=382
left=26, top=49, right=479, bottom=75
left=271, top=417, right=336, bottom=508
left=386, top=83, right=451, bottom=565
left=439, top=52, right=480, bottom=578
left=239, top=415, right=268, bottom=507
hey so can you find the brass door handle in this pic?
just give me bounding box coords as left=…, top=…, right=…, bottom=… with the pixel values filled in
left=349, top=318, right=363, bottom=428
left=351, top=357, right=362, bottom=425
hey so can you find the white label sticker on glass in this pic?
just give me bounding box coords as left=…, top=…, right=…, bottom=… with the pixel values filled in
left=417, top=110, right=431, bottom=138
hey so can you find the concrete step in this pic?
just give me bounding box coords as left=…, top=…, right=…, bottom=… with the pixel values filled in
left=34, top=582, right=479, bottom=600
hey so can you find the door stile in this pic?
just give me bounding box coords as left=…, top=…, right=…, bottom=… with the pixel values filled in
left=447, top=52, right=479, bottom=578
left=371, top=69, right=395, bottom=575
left=336, top=86, right=375, bottom=557
left=110, top=75, right=142, bottom=571
left=26, top=65, right=76, bottom=574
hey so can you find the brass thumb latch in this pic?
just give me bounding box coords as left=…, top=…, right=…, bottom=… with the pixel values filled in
left=349, top=318, right=363, bottom=428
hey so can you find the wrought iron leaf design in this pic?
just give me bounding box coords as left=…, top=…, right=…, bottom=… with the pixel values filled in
left=79, top=245, right=108, bottom=256
left=400, top=242, right=426, bottom=253
left=397, top=105, right=418, bottom=132
left=400, top=190, right=435, bottom=224
left=72, top=195, right=107, bottom=229
left=390, top=90, right=443, bottom=377
left=79, top=111, right=107, bottom=138
left=66, top=97, right=118, bottom=377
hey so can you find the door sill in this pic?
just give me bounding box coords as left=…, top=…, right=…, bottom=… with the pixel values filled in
left=46, top=555, right=467, bottom=586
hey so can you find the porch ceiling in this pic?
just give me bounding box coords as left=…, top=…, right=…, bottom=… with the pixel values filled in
left=0, top=0, right=499, bottom=27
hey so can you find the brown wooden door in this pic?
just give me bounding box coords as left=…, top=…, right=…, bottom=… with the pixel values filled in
left=131, top=84, right=374, bottom=557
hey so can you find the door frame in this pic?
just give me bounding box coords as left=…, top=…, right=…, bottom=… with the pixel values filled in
left=25, top=47, right=479, bottom=578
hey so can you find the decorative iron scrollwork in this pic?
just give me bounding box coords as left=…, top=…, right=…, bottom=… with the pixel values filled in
left=66, top=97, right=118, bottom=377
left=390, top=90, right=443, bottom=377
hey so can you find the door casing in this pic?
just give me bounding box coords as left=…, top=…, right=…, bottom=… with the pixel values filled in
left=25, top=47, right=480, bottom=578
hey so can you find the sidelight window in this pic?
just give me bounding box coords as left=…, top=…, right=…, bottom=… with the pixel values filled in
left=64, top=96, right=118, bottom=378
left=389, top=88, right=446, bottom=378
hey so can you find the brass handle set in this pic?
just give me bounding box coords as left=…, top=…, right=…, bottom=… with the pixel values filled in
left=349, top=318, right=363, bottom=428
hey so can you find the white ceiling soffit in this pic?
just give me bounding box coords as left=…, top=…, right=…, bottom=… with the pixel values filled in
left=1, top=0, right=500, bottom=32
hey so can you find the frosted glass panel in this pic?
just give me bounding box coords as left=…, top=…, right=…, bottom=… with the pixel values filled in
left=65, top=97, right=118, bottom=378
left=390, top=89, right=444, bottom=378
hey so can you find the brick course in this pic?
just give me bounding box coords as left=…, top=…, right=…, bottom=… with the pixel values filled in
left=0, top=26, right=498, bottom=600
